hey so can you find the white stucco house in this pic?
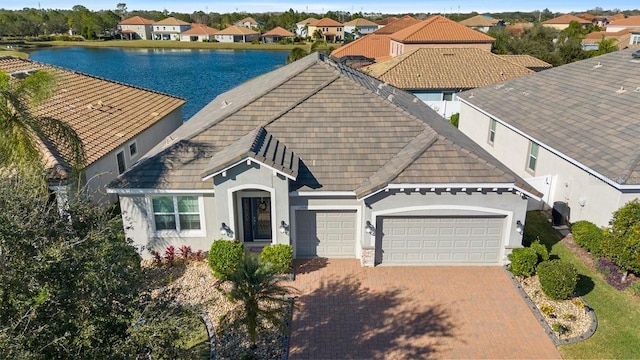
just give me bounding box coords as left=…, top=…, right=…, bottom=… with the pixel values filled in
left=108, top=53, right=540, bottom=267
left=152, top=17, right=191, bottom=40
left=458, top=49, right=640, bottom=227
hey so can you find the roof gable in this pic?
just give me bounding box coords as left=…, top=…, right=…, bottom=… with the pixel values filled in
left=262, top=26, right=295, bottom=37
left=119, top=16, right=155, bottom=25
left=542, top=14, right=591, bottom=25
left=344, top=18, right=379, bottom=27
left=154, top=17, right=190, bottom=26
left=182, top=24, right=218, bottom=35
left=459, top=15, right=499, bottom=27
left=390, top=15, right=495, bottom=43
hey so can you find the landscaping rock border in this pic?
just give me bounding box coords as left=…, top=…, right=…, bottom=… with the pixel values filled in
left=504, top=267, right=598, bottom=345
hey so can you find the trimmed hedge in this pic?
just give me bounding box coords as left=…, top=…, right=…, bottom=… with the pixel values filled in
left=530, top=240, right=550, bottom=263
left=508, top=247, right=538, bottom=277
left=259, top=244, right=293, bottom=274
left=537, top=260, right=579, bottom=300
left=571, top=220, right=604, bottom=256
left=208, top=239, right=244, bottom=279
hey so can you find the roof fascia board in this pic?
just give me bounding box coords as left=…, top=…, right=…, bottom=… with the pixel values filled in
left=201, top=156, right=296, bottom=181
left=290, top=191, right=356, bottom=197
left=107, top=188, right=216, bottom=194
left=360, top=182, right=541, bottom=201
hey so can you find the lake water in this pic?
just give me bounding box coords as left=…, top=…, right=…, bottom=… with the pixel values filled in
left=29, top=47, right=289, bottom=120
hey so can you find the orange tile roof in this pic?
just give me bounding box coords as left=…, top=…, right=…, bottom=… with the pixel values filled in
left=373, top=15, right=419, bottom=34
left=330, top=34, right=391, bottom=61
left=344, top=18, right=379, bottom=27
left=375, top=17, right=399, bottom=26
left=119, top=16, right=155, bottom=25
left=364, top=48, right=533, bottom=90
left=236, top=17, right=259, bottom=25
left=542, top=14, right=591, bottom=25
left=459, top=14, right=499, bottom=27
left=608, top=14, right=627, bottom=21
left=609, top=15, right=640, bottom=26
left=582, top=28, right=636, bottom=45
left=216, top=25, right=259, bottom=35
left=154, top=17, right=190, bottom=26
left=262, top=26, right=294, bottom=37
left=315, top=17, right=343, bottom=27
left=0, top=56, right=184, bottom=175
left=390, top=15, right=495, bottom=43
left=182, top=23, right=218, bottom=35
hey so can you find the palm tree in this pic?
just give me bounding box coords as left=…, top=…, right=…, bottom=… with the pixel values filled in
left=595, top=36, right=618, bottom=55
left=312, top=28, right=323, bottom=41
left=218, top=255, right=293, bottom=344
left=0, top=69, right=85, bottom=174
left=287, top=47, right=308, bottom=63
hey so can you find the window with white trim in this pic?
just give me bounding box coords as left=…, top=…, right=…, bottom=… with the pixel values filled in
left=488, top=118, right=497, bottom=144
left=152, top=196, right=201, bottom=231
left=527, top=141, right=539, bottom=172
left=631, top=34, right=640, bottom=45
left=116, top=150, right=126, bottom=174
left=128, top=141, right=138, bottom=157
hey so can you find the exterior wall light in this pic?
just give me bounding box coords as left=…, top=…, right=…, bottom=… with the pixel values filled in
left=278, top=221, right=290, bottom=235
left=365, top=221, right=376, bottom=236
left=220, top=222, right=234, bottom=238
left=516, top=220, right=524, bottom=234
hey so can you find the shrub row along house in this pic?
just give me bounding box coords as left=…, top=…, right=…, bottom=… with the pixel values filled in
left=107, top=53, right=540, bottom=267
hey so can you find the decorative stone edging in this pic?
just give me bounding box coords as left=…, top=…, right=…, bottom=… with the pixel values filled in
left=200, top=312, right=217, bottom=360
left=504, top=267, right=598, bottom=345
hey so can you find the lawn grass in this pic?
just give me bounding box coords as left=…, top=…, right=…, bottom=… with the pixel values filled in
left=525, top=211, right=640, bottom=358
left=0, top=48, right=29, bottom=58
left=27, top=39, right=312, bottom=52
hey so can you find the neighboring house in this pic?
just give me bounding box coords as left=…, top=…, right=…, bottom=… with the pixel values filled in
left=505, top=22, right=534, bottom=37
left=295, top=18, right=318, bottom=38
left=389, top=15, right=495, bottom=56
left=152, top=17, right=191, bottom=40
left=261, top=26, right=294, bottom=43
left=581, top=28, right=638, bottom=50
left=606, top=15, right=640, bottom=32
left=373, top=15, right=420, bottom=35
left=234, top=17, right=260, bottom=29
left=374, top=16, right=399, bottom=27
left=308, top=17, right=344, bottom=42
left=330, top=34, right=393, bottom=65
left=343, top=18, right=380, bottom=39
left=107, top=53, right=538, bottom=267
left=1, top=56, right=184, bottom=203
left=457, top=49, right=640, bottom=227
left=541, top=14, right=591, bottom=30
left=363, top=48, right=542, bottom=119
left=180, top=23, right=218, bottom=42
left=118, top=16, right=155, bottom=40
left=214, top=26, right=260, bottom=43
left=576, top=13, right=610, bottom=27
left=459, top=14, right=504, bottom=32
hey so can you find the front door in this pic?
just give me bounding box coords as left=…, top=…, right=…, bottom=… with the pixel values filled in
left=242, top=197, right=271, bottom=241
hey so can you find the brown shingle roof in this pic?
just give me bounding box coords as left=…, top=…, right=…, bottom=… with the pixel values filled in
left=459, top=15, right=499, bottom=27
left=608, top=15, right=640, bottom=26
left=154, top=17, right=190, bottom=26
left=364, top=48, right=533, bottom=90
left=315, top=18, right=343, bottom=27
left=542, top=14, right=591, bottom=25
left=344, top=18, right=379, bottom=27
left=181, top=23, right=218, bottom=35
left=330, top=34, right=392, bottom=62
left=373, top=15, right=419, bottom=35
left=0, top=56, right=184, bottom=175
left=262, top=26, right=294, bottom=37
left=390, top=15, right=495, bottom=44
left=119, top=16, right=155, bottom=25
left=109, top=53, right=536, bottom=197
left=216, top=25, right=259, bottom=35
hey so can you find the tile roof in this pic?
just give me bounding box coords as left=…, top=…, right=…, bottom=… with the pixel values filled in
left=608, top=14, right=627, bottom=21
left=330, top=34, right=392, bottom=62
left=109, top=53, right=536, bottom=197
left=215, top=26, right=259, bottom=35
left=542, top=14, right=591, bottom=25
left=344, top=18, right=379, bottom=27
left=363, top=48, right=534, bottom=90
left=375, top=17, right=399, bottom=26
left=262, top=26, right=295, bottom=37
left=390, top=15, right=495, bottom=44
left=181, top=23, right=218, bottom=35
left=457, top=49, right=640, bottom=186
left=154, top=17, right=191, bottom=26
left=582, top=28, right=636, bottom=46
left=315, top=18, right=343, bottom=27
left=0, top=56, right=184, bottom=177
left=297, top=18, right=319, bottom=26
left=459, top=15, right=499, bottom=27
left=608, top=15, right=640, bottom=26
left=499, top=55, right=553, bottom=71
left=119, top=16, right=155, bottom=25
left=373, top=15, right=419, bottom=35
left=236, top=17, right=259, bottom=25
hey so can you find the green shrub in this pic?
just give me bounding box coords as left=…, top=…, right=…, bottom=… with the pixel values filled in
left=572, top=220, right=604, bottom=256
left=537, top=260, right=579, bottom=300
left=552, top=322, right=570, bottom=335
left=629, top=282, right=640, bottom=297
left=259, top=244, right=293, bottom=274
left=508, top=247, right=538, bottom=277
left=530, top=239, right=550, bottom=262
left=539, top=304, right=555, bottom=317
left=208, top=239, right=244, bottom=279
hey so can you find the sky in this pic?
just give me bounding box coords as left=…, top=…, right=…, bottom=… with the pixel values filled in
left=1, top=0, right=637, bottom=14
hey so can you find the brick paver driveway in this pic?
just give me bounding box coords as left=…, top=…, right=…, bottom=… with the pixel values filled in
left=287, top=259, right=560, bottom=359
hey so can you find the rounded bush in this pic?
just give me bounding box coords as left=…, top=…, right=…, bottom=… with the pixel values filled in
left=208, top=239, right=244, bottom=279
left=508, top=247, right=538, bottom=277
left=530, top=240, right=550, bottom=262
left=537, top=260, right=579, bottom=300
left=259, top=244, right=293, bottom=274
left=571, top=220, right=604, bottom=256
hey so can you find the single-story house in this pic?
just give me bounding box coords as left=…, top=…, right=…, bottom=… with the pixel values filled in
left=457, top=49, right=640, bottom=227
left=180, top=23, right=219, bottom=42
left=0, top=56, right=184, bottom=203
left=214, top=26, right=260, bottom=43
left=343, top=18, right=380, bottom=38
left=108, top=53, right=539, bottom=267
left=261, top=26, right=294, bottom=43
left=118, top=16, right=155, bottom=40
left=152, top=17, right=191, bottom=40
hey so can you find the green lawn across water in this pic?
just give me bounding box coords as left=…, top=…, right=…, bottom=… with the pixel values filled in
left=525, top=211, right=640, bottom=359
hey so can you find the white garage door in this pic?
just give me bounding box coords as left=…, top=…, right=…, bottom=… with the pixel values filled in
left=295, top=210, right=356, bottom=258
left=379, top=217, right=504, bottom=265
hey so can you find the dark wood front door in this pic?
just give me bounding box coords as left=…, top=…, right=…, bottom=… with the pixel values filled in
left=242, top=197, right=271, bottom=241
